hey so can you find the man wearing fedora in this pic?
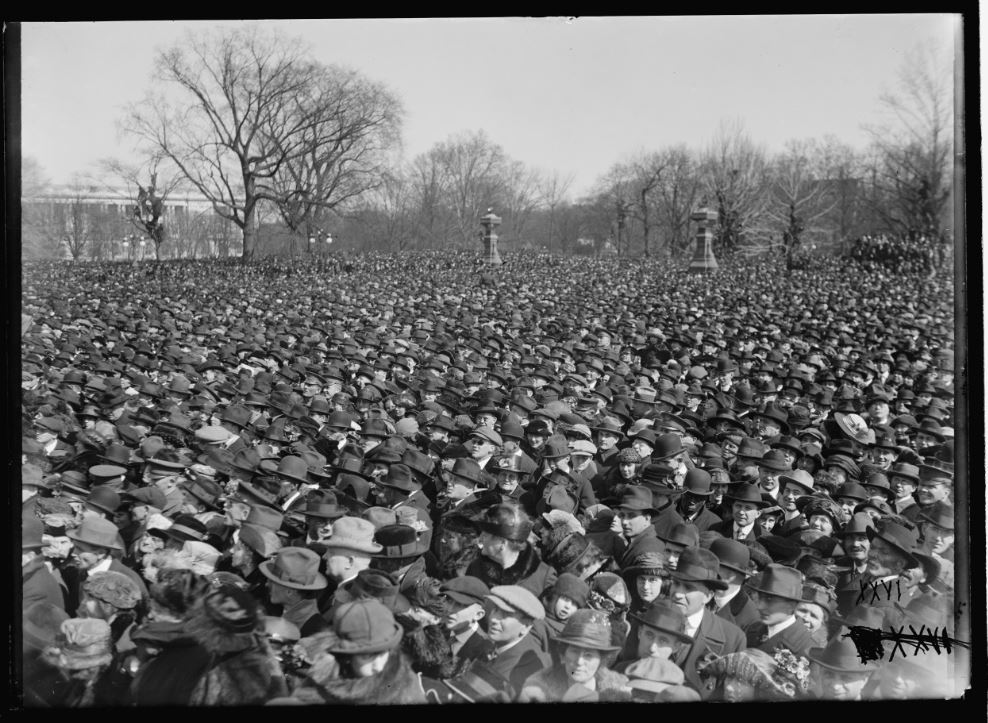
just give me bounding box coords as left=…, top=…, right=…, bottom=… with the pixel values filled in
left=774, top=469, right=816, bottom=537
left=261, top=547, right=330, bottom=637
left=744, top=564, right=815, bottom=658
left=318, top=516, right=384, bottom=615
left=710, top=484, right=771, bottom=542
left=707, top=538, right=760, bottom=631
left=613, top=487, right=667, bottom=570
left=66, top=517, right=148, bottom=616
left=666, top=547, right=746, bottom=699
left=807, top=637, right=877, bottom=700
left=617, top=598, right=692, bottom=676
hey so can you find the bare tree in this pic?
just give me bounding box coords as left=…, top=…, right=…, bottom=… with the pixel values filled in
left=701, top=118, right=772, bottom=254
left=864, top=41, right=953, bottom=240
left=653, top=145, right=704, bottom=255
left=766, top=139, right=838, bottom=256
left=270, top=64, right=403, bottom=248
left=536, top=170, right=574, bottom=253
left=122, top=26, right=333, bottom=259
left=99, top=156, right=184, bottom=260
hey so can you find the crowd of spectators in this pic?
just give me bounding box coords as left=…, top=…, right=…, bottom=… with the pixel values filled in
left=19, top=249, right=962, bottom=706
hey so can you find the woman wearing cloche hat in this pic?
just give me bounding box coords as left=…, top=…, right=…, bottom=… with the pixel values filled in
left=518, top=608, right=629, bottom=702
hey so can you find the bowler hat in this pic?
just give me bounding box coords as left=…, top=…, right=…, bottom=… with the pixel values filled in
left=554, top=608, right=621, bottom=652
left=835, top=481, right=869, bottom=502
left=752, top=403, right=791, bottom=434
left=651, top=433, right=685, bottom=461
left=630, top=599, right=691, bottom=643
left=667, top=547, right=728, bottom=590
left=745, top=563, right=802, bottom=602
left=326, top=599, right=403, bottom=654
left=889, top=462, right=920, bottom=483
left=260, top=547, right=328, bottom=590
left=67, top=517, right=124, bottom=551
left=681, top=468, right=714, bottom=496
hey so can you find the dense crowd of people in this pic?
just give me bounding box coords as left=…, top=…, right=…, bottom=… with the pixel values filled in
left=19, top=249, right=962, bottom=706
left=846, top=233, right=949, bottom=275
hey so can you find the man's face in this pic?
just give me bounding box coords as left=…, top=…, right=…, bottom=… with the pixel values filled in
left=680, top=492, right=706, bottom=517
left=916, top=480, right=949, bottom=505
left=469, top=437, right=496, bottom=461
left=869, top=447, right=896, bottom=468
left=570, top=453, right=593, bottom=473
left=637, top=625, right=680, bottom=660
left=780, top=483, right=802, bottom=512
left=755, top=419, right=781, bottom=439
left=759, top=469, right=781, bottom=492
left=921, top=521, right=954, bottom=555
left=842, top=532, right=870, bottom=562
left=71, top=539, right=107, bottom=571
left=618, top=509, right=652, bottom=537
left=597, top=432, right=619, bottom=451
left=323, top=549, right=357, bottom=582
left=732, top=501, right=761, bottom=528
left=268, top=580, right=292, bottom=605
left=866, top=536, right=906, bottom=578
left=225, top=500, right=251, bottom=525
left=758, top=514, right=780, bottom=534
left=445, top=475, right=477, bottom=501
left=486, top=604, right=531, bottom=643
left=753, top=591, right=794, bottom=625
left=868, top=402, right=890, bottom=421
left=444, top=601, right=483, bottom=634
left=669, top=579, right=713, bottom=616
left=890, top=476, right=916, bottom=501
left=525, top=433, right=546, bottom=451
left=818, top=668, right=870, bottom=700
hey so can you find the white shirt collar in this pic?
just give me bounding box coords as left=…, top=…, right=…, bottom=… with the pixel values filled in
left=684, top=608, right=705, bottom=637
left=90, top=556, right=113, bottom=575
left=733, top=521, right=755, bottom=539
left=766, top=614, right=797, bottom=639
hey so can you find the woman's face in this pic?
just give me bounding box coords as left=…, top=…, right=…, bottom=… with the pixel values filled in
left=878, top=666, right=919, bottom=698
left=351, top=651, right=390, bottom=678
left=552, top=595, right=579, bottom=621
left=723, top=676, right=757, bottom=702
left=795, top=602, right=826, bottom=632
left=637, top=626, right=678, bottom=660
left=636, top=574, right=663, bottom=603
left=562, top=645, right=602, bottom=685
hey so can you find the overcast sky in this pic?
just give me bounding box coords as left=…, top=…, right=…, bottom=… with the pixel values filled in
left=21, top=15, right=958, bottom=198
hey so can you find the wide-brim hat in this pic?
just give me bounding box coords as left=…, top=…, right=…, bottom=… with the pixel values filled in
left=779, top=469, right=815, bottom=494
left=66, top=518, right=125, bottom=551
left=629, top=600, right=691, bottom=643
left=321, top=516, right=383, bottom=555
left=745, top=563, right=803, bottom=602
left=666, top=547, right=728, bottom=590
left=259, top=547, right=328, bottom=590
left=866, top=521, right=919, bottom=569
left=807, top=637, right=877, bottom=673
left=833, top=413, right=874, bottom=445
left=615, top=486, right=660, bottom=515
left=553, top=609, right=621, bottom=652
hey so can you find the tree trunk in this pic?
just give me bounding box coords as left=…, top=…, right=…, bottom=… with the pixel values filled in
left=242, top=208, right=258, bottom=260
